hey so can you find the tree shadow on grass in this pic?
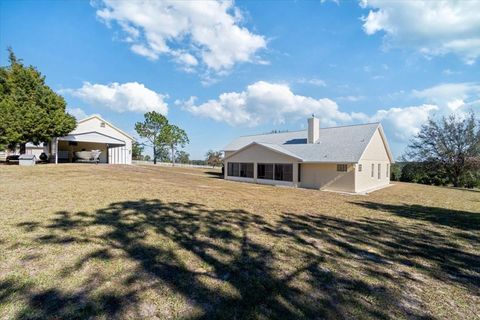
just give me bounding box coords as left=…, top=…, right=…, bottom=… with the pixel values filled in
left=204, top=170, right=223, bottom=179
left=8, top=200, right=479, bottom=319
left=352, top=201, right=480, bottom=231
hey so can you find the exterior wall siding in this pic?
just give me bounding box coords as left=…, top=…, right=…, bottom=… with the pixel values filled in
left=224, top=151, right=235, bottom=158
left=300, top=163, right=356, bottom=193
left=355, top=129, right=391, bottom=193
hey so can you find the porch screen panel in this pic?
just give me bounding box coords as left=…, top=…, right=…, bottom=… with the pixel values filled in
left=274, top=164, right=293, bottom=182
left=257, top=164, right=273, bottom=180
left=227, top=162, right=253, bottom=178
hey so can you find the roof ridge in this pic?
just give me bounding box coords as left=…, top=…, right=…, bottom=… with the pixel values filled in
left=319, top=122, right=380, bottom=130
left=238, top=129, right=306, bottom=138
left=237, top=122, right=379, bottom=138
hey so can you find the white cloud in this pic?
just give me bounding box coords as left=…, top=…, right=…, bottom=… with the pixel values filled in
left=180, top=80, right=479, bottom=145
left=360, top=0, right=480, bottom=64
left=297, top=78, right=327, bottom=87
left=67, top=107, right=88, bottom=120
left=63, top=82, right=168, bottom=114
left=374, top=82, right=480, bottom=142
left=412, top=82, right=480, bottom=107
left=179, top=81, right=367, bottom=127
left=370, top=104, right=439, bottom=141
left=94, top=0, right=266, bottom=72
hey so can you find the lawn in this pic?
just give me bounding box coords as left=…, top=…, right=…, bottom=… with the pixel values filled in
left=0, top=164, right=478, bottom=319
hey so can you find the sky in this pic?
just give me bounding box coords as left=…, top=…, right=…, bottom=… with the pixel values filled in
left=1, top=0, right=479, bottom=160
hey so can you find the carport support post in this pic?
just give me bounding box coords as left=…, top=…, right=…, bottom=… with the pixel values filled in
left=55, top=138, right=58, bottom=164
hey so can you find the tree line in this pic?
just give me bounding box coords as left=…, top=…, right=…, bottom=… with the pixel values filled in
left=394, top=112, right=480, bottom=188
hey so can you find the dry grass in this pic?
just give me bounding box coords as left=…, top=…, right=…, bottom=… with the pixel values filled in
left=0, top=164, right=479, bottom=319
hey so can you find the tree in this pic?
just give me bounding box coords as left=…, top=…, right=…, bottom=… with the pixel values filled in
left=132, top=141, right=144, bottom=160
left=155, top=145, right=171, bottom=162
left=134, top=111, right=168, bottom=164
left=144, top=155, right=151, bottom=162
left=205, top=150, right=223, bottom=168
left=0, top=48, right=76, bottom=152
left=159, top=124, right=189, bottom=166
left=175, top=150, right=190, bottom=164
left=403, top=112, right=480, bottom=187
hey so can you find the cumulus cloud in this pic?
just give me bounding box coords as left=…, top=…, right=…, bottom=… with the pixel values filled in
left=94, top=0, right=266, bottom=72
left=179, top=80, right=480, bottom=144
left=63, top=82, right=168, bottom=114
left=179, top=81, right=367, bottom=127
left=375, top=82, right=480, bottom=142
left=370, top=104, right=439, bottom=141
left=360, top=0, right=480, bottom=64
left=67, top=107, right=89, bottom=120
left=412, top=82, right=480, bottom=107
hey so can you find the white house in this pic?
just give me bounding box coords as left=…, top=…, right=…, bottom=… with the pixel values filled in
left=23, top=115, right=133, bottom=164
left=223, top=117, right=394, bottom=194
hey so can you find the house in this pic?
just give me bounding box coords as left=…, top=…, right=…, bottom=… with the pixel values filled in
left=21, top=115, right=133, bottom=164
left=223, top=117, right=394, bottom=194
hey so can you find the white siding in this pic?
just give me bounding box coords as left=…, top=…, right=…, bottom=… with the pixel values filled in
left=73, top=116, right=133, bottom=164
left=356, top=128, right=391, bottom=193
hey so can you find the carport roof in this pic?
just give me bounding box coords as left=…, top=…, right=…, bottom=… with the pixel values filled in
left=58, top=131, right=126, bottom=146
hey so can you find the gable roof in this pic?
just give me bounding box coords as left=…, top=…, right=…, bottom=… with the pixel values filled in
left=78, top=115, right=135, bottom=141
left=224, top=122, right=388, bottom=163
left=224, top=142, right=303, bottom=161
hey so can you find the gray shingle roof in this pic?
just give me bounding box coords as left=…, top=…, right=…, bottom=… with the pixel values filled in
left=224, top=123, right=381, bottom=163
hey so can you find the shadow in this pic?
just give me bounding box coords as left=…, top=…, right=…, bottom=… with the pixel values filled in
left=444, top=186, right=480, bottom=193
left=6, top=200, right=478, bottom=319
left=204, top=170, right=223, bottom=179
left=352, top=201, right=480, bottom=231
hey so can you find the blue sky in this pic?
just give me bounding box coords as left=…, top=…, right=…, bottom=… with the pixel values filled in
left=1, top=0, right=479, bottom=159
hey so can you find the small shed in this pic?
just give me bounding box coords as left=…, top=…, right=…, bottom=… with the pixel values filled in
left=19, top=154, right=36, bottom=166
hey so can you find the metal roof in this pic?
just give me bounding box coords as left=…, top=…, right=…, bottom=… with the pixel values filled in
left=58, top=131, right=126, bottom=146
left=224, top=123, right=383, bottom=163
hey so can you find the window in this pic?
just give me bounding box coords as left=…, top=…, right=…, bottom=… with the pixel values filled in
left=227, top=162, right=253, bottom=178
left=358, top=164, right=362, bottom=172
left=378, top=163, right=381, bottom=179
left=274, top=164, right=293, bottom=181
left=258, top=163, right=273, bottom=180
left=371, top=164, right=375, bottom=178
left=337, top=164, right=348, bottom=172
left=386, top=164, right=389, bottom=178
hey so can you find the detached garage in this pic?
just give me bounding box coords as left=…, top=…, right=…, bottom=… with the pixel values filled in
left=52, top=115, right=133, bottom=164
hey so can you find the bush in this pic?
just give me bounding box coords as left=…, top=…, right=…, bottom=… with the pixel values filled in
left=459, top=170, right=480, bottom=189
left=400, top=162, right=449, bottom=186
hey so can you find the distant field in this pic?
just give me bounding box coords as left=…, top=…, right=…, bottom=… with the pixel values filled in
left=0, top=164, right=478, bottom=319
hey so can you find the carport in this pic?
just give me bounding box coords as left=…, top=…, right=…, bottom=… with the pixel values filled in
left=55, top=131, right=126, bottom=164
